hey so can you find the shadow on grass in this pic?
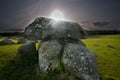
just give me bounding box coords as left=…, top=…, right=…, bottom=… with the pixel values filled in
left=1, top=59, right=117, bottom=80
left=0, top=58, right=39, bottom=80
left=100, top=73, right=117, bottom=80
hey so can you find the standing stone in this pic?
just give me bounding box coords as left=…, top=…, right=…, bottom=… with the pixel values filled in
left=62, top=43, right=100, bottom=80
left=16, top=41, right=38, bottom=65
left=14, top=41, right=39, bottom=80
left=0, top=37, right=15, bottom=45
left=38, top=40, right=62, bottom=71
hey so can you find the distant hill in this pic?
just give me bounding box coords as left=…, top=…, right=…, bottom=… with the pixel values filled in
left=0, top=28, right=24, bottom=33
left=80, top=21, right=120, bottom=31
left=0, top=21, right=120, bottom=36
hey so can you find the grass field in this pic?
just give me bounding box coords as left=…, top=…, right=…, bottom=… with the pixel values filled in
left=0, top=34, right=120, bottom=80
left=82, top=35, right=120, bottom=80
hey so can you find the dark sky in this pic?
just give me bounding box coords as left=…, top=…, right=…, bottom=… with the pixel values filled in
left=0, top=0, right=120, bottom=32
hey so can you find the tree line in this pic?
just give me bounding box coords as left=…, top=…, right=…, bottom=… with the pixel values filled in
left=0, top=30, right=120, bottom=36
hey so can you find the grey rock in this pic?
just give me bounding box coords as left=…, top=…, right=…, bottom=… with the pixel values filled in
left=17, top=37, right=28, bottom=44
left=24, top=17, right=87, bottom=40
left=16, top=41, right=38, bottom=62
left=24, top=17, right=52, bottom=40
left=0, top=37, right=15, bottom=45
left=62, top=43, right=99, bottom=80
left=38, top=40, right=62, bottom=72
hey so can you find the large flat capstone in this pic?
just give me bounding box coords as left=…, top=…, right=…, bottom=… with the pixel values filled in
left=24, top=17, right=87, bottom=40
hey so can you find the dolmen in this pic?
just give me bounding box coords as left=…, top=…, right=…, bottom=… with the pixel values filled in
left=17, top=17, right=99, bottom=80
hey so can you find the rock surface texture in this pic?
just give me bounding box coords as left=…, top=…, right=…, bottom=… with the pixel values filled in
left=62, top=43, right=99, bottom=80
left=24, top=17, right=87, bottom=40
left=38, top=40, right=62, bottom=71
left=23, top=17, right=99, bottom=80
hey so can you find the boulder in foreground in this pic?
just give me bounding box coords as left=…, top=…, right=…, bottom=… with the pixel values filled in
left=62, top=43, right=100, bottom=80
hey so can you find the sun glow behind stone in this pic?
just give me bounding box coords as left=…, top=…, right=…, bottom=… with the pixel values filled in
left=49, top=10, right=66, bottom=21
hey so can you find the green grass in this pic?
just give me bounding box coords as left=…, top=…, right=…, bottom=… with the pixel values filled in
left=0, top=44, right=21, bottom=69
left=82, top=34, right=120, bottom=80
left=0, top=34, right=120, bottom=80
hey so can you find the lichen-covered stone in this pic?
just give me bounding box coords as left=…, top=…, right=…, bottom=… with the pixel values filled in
left=24, top=17, right=87, bottom=40
left=17, top=37, right=28, bottom=44
left=62, top=43, right=100, bottom=80
left=0, top=37, right=15, bottom=45
left=24, top=17, right=51, bottom=40
left=38, top=40, right=62, bottom=72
